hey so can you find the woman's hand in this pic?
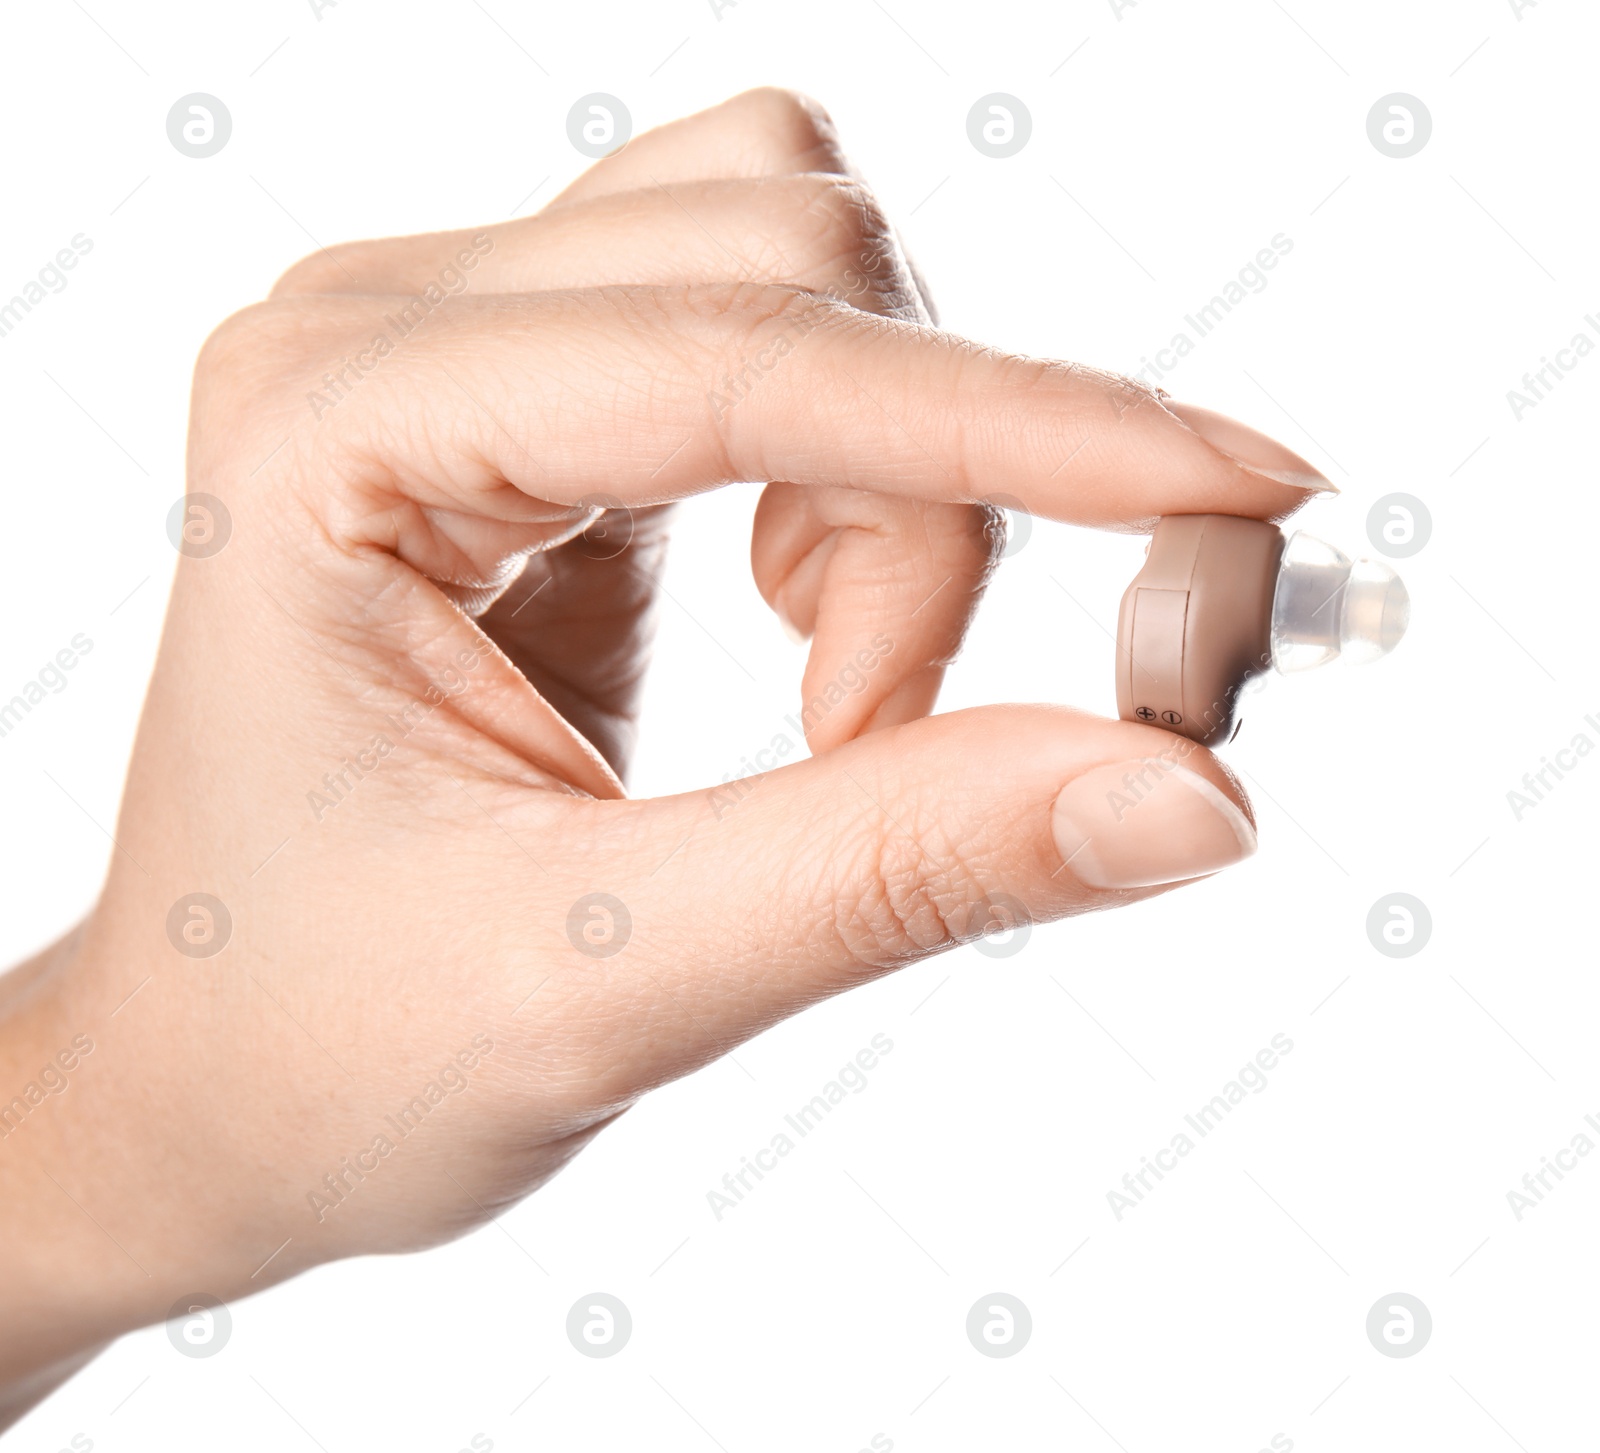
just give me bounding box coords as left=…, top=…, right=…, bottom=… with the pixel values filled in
left=0, top=87, right=1329, bottom=1403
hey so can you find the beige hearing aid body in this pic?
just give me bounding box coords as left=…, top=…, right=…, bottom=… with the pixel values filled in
left=1116, top=514, right=1409, bottom=746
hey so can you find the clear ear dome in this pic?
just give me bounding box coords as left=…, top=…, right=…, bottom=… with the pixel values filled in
left=1270, top=531, right=1410, bottom=673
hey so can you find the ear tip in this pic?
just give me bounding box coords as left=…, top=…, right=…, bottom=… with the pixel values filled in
left=1379, top=571, right=1411, bottom=653
left=1269, top=532, right=1411, bottom=670
left=1345, top=557, right=1410, bottom=663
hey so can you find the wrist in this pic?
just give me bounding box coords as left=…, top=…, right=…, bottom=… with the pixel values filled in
left=0, top=922, right=254, bottom=1388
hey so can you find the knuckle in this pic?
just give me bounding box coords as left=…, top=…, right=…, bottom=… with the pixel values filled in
left=599, top=280, right=817, bottom=364
left=780, top=175, right=892, bottom=284
left=834, top=818, right=987, bottom=970
left=682, top=279, right=837, bottom=341
left=792, top=174, right=880, bottom=240
left=970, top=501, right=1011, bottom=572
left=682, top=278, right=864, bottom=465
left=696, top=282, right=853, bottom=408
left=727, top=174, right=911, bottom=317
left=726, top=87, right=836, bottom=159
left=270, top=248, right=345, bottom=298
left=191, top=299, right=339, bottom=470
left=270, top=240, right=389, bottom=298
left=194, top=299, right=296, bottom=386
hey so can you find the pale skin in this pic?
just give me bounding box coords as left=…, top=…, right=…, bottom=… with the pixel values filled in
left=0, top=89, right=1331, bottom=1423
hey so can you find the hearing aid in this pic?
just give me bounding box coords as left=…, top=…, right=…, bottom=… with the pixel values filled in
left=1115, top=514, right=1409, bottom=746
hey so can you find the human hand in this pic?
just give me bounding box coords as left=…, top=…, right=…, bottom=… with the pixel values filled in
left=0, top=87, right=1330, bottom=1397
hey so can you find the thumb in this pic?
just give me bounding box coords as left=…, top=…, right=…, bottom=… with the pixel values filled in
left=559, top=706, right=1256, bottom=1085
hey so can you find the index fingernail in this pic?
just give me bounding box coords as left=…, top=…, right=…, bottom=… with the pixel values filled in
left=1164, top=401, right=1338, bottom=494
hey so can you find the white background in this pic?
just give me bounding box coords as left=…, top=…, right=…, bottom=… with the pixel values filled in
left=2, top=1, right=1596, bottom=1450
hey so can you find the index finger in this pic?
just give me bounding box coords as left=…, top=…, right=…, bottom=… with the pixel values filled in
left=218, top=284, right=1331, bottom=548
